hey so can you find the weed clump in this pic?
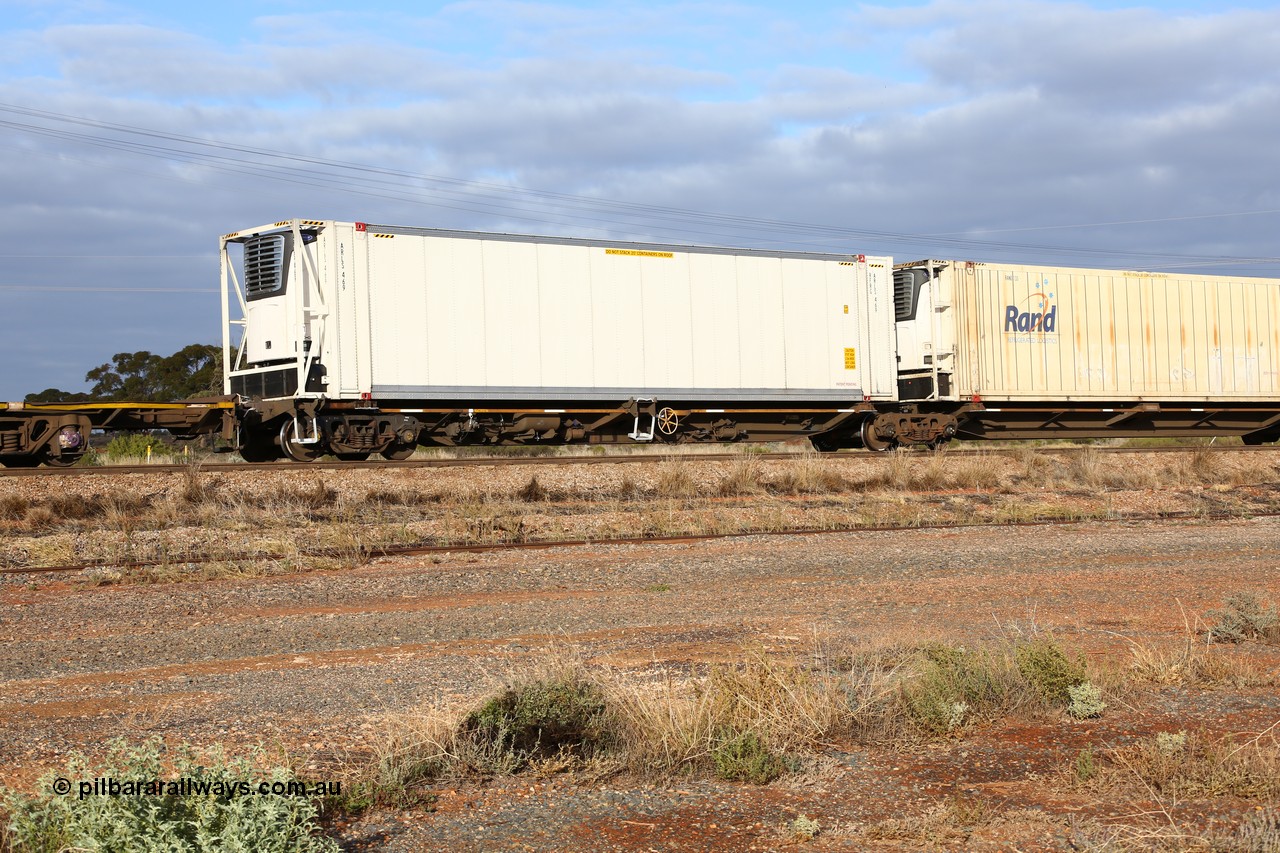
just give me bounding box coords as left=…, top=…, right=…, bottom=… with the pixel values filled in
left=1204, top=591, right=1279, bottom=644
left=1091, top=729, right=1280, bottom=800
left=1066, top=682, right=1106, bottom=719
left=0, top=494, right=29, bottom=520
left=900, top=643, right=1020, bottom=735
left=2, top=738, right=338, bottom=853
left=1014, top=637, right=1087, bottom=706
left=709, top=729, right=790, bottom=784
left=460, top=673, right=609, bottom=772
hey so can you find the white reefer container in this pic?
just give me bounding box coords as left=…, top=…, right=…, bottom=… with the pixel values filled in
left=896, top=259, right=1280, bottom=402
left=223, top=220, right=898, bottom=404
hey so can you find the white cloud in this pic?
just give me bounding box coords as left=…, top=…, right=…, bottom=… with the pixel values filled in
left=1, top=0, right=1278, bottom=399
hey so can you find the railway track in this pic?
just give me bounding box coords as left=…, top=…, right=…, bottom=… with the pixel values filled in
left=0, top=442, right=1274, bottom=477
left=5, top=505, right=1276, bottom=577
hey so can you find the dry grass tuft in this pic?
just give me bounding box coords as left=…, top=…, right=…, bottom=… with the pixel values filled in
left=768, top=453, right=848, bottom=495
left=717, top=458, right=765, bottom=497
left=655, top=460, right=700, bottom=498
left=1081, top=725, right=1280, bottom=801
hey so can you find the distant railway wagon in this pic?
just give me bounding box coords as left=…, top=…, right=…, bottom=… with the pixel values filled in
left=3, top=219, right=1280, bottom=466
left=893, top=259, right=1280, bottom=441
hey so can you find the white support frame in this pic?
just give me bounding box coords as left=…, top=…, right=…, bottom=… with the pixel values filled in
left=219, top=219, right=330, bottom=402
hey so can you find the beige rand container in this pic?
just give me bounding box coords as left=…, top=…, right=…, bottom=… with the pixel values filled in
left=943, top=261, right=1280, bottom=401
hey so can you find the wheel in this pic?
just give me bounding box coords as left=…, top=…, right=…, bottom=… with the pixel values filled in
left=380, top=443, right=416, bottom=461
left=279, top=418, right=322, bottom=463
left=656, top=407, right=680, bottom=436
left=42, top=452, right=82, bottom=468
left=860, top=418, right=896, bottom=453
left=335, top=452, right=371, bottom=462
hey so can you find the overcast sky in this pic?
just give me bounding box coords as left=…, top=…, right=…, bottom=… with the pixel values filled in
left=2, top=0, right=1278, bottom=400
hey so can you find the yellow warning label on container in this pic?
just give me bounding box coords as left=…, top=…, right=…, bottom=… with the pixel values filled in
left=844, top=348, right=857, bottom=369
left=606, top=248, right=673, bottom=258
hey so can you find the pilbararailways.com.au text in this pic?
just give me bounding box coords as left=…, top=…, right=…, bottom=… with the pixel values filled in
left=53, top=776, right=340, bottom=800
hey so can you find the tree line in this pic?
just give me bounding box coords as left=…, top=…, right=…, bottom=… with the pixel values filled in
left=25, top=344, right=223, bottom=403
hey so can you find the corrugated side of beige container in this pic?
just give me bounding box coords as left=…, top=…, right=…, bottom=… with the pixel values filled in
left=948, top=261, right=1280, bottom=401
left=330, top=225, right=897, bottom=401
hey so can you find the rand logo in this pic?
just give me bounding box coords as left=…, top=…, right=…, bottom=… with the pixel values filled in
left=1004, top=279, right=1057, bottom=333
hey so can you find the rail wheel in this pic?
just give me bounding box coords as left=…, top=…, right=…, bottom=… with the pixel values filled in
left=279, top=419, right=322, bottom=463
left=42, top=452, right=81, bottom=468
left=380, top=443, right=416, bottom=461
left=860, top=418, right=896, bottom=453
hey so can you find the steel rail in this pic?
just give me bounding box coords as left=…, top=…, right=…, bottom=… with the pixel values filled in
left=2, top=443, right=1277, bottom=478
left=4, top=507, right=1275, bottom=577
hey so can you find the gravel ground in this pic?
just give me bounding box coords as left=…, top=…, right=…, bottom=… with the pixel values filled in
left=3, top=497, right=1280, bottom=850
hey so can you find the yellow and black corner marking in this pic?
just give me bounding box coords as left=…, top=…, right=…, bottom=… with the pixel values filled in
left=374, top=234, right=395, bottom=239
left=605, top=248, right=673, bottom=259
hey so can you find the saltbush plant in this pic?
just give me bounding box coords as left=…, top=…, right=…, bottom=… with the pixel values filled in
left=901, top=643, right=1020, bottom=735
left=1205, top=591, right=1280, bottom=644
left=2, top=738, right=338, bottom=853
left=1014, top=637, right=1088, bottom=706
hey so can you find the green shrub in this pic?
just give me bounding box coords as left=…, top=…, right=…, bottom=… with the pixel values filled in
left=709, top=729, right=789, bottom=784
left=902, top=643, right=1017, bottom=734
left=1014, top=637, right=1087, bottom=705
left=1205, top=591, right=1280, bottom=643
left=1066, top=682, right=1107, bottom=719
left=461, top=674, right=608, bottom=771
left=1, top=738, right=338, bottom=853
left=102, top=433, right=175, bottom=460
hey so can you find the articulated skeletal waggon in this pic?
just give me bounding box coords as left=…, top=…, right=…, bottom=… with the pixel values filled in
left=3, top=218, right=1279, bottom=466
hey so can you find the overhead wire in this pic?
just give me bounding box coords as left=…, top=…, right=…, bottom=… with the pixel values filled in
left=0, top=102, right=1277, bottom=270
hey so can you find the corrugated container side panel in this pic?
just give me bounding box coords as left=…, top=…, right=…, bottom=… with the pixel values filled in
left=823, top=264, right=852, bottom=392
left=344, top=228, right=893, bottom=398
left=388, top=235, right=432, bottom=385
left=950, top=261, right=1280, bottom=400
left=504, top=241, right=545, bottom=387
left=688, top=254, right=740, bottom=388
left=759, top=258, right=789, bottom=389
left=734, top=259, right=764, bottom=388
left=423, top=239, right=460, bottom=386
left=781, top=260, right=824, bottom=388
left=535, top=243, right=594, bottom=389
left=1264, top=284, right=1274, bottom=389
left=591, top=252, right=645, bottom=387
left=642, top=253, right=694, bottom=388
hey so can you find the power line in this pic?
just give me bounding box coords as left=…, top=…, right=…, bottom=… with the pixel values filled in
left=0, top=102, right=1276, bottom=270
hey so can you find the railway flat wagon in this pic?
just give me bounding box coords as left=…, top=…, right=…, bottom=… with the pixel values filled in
left=221, top=219, right=902, bottom=460
left=893, top=259, right=1280, bottom=442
